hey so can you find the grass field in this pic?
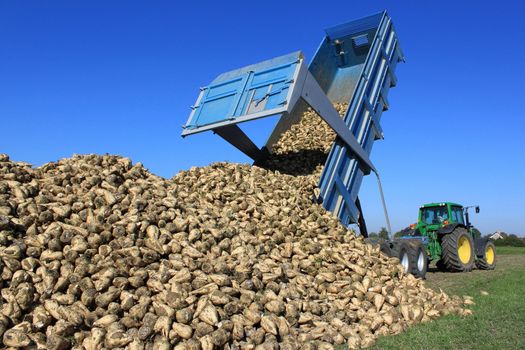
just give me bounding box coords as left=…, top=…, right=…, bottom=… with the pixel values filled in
left=371, top=246, right=525, bottom=349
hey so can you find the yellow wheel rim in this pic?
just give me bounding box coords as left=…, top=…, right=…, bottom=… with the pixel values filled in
left=486, top=245, right=495, bottom=265
left=458, top=236, right=471, bottom=264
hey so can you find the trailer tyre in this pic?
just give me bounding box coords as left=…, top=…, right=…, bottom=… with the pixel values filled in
left=408, top=240, right=428, bottom=278
left=441, top=227, right=475, bottom=272
left=364, top=238, right=392, bottom=256
left=379, top=241, right=392, bottom=256
left=392, top=241, right=412, bottom=274
left=476, top=241, right=496, bottom=270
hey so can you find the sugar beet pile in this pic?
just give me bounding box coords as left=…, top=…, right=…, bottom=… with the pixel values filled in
left=0, top=106, right=471, bottom=349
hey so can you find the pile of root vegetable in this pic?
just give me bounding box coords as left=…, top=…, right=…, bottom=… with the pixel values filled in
left=0, top=106, right=472, bottom=350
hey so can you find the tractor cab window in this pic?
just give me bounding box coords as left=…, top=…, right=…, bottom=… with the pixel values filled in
left=422, top=206, right=449, bottom=225
left=451, top=206, right=464, bottom=224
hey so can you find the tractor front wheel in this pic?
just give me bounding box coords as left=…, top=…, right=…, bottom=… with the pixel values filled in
left=441, top=227, right=475, bottom=272
left=476, top=241, right=496, bottom=270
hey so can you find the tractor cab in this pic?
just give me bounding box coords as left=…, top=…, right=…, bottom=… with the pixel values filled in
left=417, top=202, right=465, bottom=230
left=412, top=202, right=480, bottom=234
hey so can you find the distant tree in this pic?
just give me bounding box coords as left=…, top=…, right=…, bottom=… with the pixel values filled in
left=494, top=234, right=525, bottom=247
left=378, top=227, right=389, bottom=240
left=368, top=232, right=378, bottom=238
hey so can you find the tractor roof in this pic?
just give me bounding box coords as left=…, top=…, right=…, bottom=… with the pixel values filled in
left=420, top=202, right=463, bottom=209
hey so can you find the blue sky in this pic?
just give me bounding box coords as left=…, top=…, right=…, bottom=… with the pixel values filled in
left=1, top=1, right=524, bottom=235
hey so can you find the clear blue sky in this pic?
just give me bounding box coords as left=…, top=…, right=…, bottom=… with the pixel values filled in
left=1, top=1, right=524, bottom=236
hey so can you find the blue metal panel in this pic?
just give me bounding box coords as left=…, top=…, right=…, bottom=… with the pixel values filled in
left=193, top=74, right=250, bottom=127
left=325, top=12, right=383, bottom=41
left=317, top=11, right=404, bottom=227
left=182, top=52, right=302, bottom=135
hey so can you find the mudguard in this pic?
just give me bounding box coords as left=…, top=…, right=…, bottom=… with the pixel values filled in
left=437, top=223, right=463, bottom=235
left=474, top=236, right=490, bottom=257
left=399, top=227, right=417, bottom=236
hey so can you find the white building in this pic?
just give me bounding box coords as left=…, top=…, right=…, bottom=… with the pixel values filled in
left=489, top=231, right=506, bottom=240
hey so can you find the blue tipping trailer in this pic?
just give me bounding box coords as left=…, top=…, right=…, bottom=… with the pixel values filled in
left=182, top=11, right=404, bottom=237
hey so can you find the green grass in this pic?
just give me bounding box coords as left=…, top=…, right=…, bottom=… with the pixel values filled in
left=494, top=246, right=525, bottom=255
left=371, top=247, right=525, bottom=350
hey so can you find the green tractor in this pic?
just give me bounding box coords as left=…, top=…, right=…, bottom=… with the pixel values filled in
left=377, top=202, right=496, bottom=278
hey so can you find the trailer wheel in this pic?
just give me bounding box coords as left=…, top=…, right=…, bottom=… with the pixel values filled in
left=476, top=241, right=496, bottom=270
left=364, top=238, right=391, bottom=256
left=379, top=241, right=392, bottom=256
left=392, top=241, right=412, bottom=274
left=408, top=240, right=428, bottom=278
left=441, top=227, right=475, bottom=272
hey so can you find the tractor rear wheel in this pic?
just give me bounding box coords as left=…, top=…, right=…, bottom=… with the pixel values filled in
left=476, top=241, right=496, bottom=270
left=407, top=240, right=428, bottom=278
left=392, top=241, right=412, bottom=274
left=441, top=227, right=475, bottom=272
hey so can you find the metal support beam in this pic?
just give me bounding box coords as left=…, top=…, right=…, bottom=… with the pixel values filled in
left=334, top=176, right=360, bottom=222
left=355, top=196, right=368, bottom=238
left=213, top=125, right=265, bottom=162
left=364, top=98, right=384, bottom=140
left=375, top=173, right=392, bottom=239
